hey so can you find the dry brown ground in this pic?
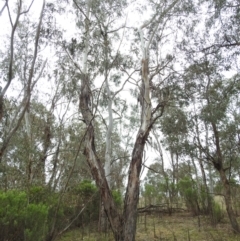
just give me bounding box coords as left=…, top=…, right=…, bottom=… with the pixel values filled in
left=58, top=212, right=240, bottom=241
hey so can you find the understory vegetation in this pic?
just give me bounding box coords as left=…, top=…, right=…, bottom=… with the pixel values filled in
left=58, top=213, right=240, bottom=241
left=1, top=179, right=240, bottom=241
left=0, top=0, right=240, bottom=240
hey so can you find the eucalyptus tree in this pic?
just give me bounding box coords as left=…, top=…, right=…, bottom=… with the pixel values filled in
left=182, top=53, right=240, bottom=232
left=143, top=161, right=179, bottom=211
left=203, top=0, right=240, bottom=53
left=89, top=0, right=129, bottom=187
left=69, top=0, right=193, bottom=239
left=160, top=106, right=188, bottom=181
left=174, top=0, right=240, bottom=230
left=0, top=0, right=46, bottom=164
left=0, top=99, right=54, bottom=189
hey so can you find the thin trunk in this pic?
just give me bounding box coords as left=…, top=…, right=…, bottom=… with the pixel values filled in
left=0, top=1, right=22, bottom=122
left=79, top=2, right=122, bottom=239
left=198, top=156, right=212, bottom=213
left=207, top=90, right=239, bottom=231
left=205, top=122, right=214, bottom=194
left=152, top=128, right=167, bottom=179
left=122, top=127, right=150, bottom=240
left=99, top=29, right=114, bottom=232
left=80, top=73, right=123, bottom=239
left=219, top=168, right=240, bottom=233
left=35, top=117, right=51, bottom=184
left=78, top=1, right=173, bottom=239
left=48, top=141, right=61, bottom=190
left=24, top=106, right=33, bottom=184
left=212, top=122, right=240, bottom=233
left=194, top=112, right=212, bottom=214
left=103, top=30, right=113, bottom=186
left=120, top=16, right=153, bottom=234
left=203, top=69, right=239, bottom=231
left=0, top=0, right=45, bottom=161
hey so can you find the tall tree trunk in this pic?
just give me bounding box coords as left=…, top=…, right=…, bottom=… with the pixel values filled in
left=0, top=0, right=45, bottom=162
left=211, top=122, right=240, bottom=233
left=203, top=71, right=239, bottom=231
left=194, top=113, right=212, bottom=214
left=79, top=4, right=123, bottom=238
left=219, top=168, right=240, bottom=233
left=78, top=1, right=171, bottom=239
left=79, top=37, right=153, bottom=241
left=122, top=127, right=150, bottom=240
left=80, top=74, right=123, bottom=240
left=79, top=57, right=152, bottom=240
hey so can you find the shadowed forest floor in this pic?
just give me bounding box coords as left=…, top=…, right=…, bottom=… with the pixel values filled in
left=57, top=212, right=240, bottom=241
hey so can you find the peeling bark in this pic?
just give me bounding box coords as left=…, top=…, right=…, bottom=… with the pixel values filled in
left=122, top=129, right=150, bottom=241
left=79, top=74, right=123, bottom=240
left=212, top=122, right=240, bottom=233
left=205, top=71, right=240, bottom=232
left=77, top=1, right=175, bottom=240
left=219, top=168, right=240, bottom=233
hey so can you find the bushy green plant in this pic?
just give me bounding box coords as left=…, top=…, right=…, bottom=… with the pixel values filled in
left=143, top=184, right=156, bottom=205
left=0, top=189, right=49, bottom=241
left=70, top=180, right=99, bottom=227
left=212, top=201, right=224, bottom=224
left=28, top=185, right=49, bottom=203
left=75, top=180, right=97, bottom=197
left=112, top=189, right=122, bottom=208
left=178, top=177, right=199, bottom=215
left=28, top=185, right=65, bottom=235
left=24, top=203, right=48, bottom=241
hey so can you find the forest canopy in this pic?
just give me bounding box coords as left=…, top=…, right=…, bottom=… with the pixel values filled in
left=0, top=0, right=240, bottom=240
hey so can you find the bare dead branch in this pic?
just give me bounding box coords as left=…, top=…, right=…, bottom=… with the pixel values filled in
left=151, top=104, right=165, bottom=126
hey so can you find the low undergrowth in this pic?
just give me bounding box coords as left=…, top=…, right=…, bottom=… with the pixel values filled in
left=57, top=212, right=240, bottom=241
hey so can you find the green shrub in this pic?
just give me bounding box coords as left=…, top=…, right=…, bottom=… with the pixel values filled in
left=112, top=189, right=122, bottom=208
left=0, top=190, right=49, bottom=241
left=70, top=180, right=99, bottom=227
left=212, top=201, right=224, bottom=224
left=0, top=190, right=26, bottom=240
left=74, top=180, right=97, bottom=197
left=24, top=203, right=48, bottom=241
left=178, top=177, right=199, bottom=215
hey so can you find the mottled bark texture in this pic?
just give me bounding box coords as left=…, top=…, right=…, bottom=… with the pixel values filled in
left=79, top=57, right=153, bottom=241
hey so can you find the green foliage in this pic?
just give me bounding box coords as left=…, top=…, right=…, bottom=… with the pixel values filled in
left=0, top=190, right=27, bottom=225
left=198, top=187, right=210, bottom=214
left=112, top=189, right=122, bottom=208
left=24, top=203, right=48, bottom=241
left=178, top=177, right=199, bottom=214
left=212, top=201, right=224, bottom=223
left=142, top=183, right=160, bottom=205
left=142, top=176, right=178, bottom=208
left=28, top=185, right=50, bottom=203
left=144, top=183, right=156, bottom=197
left=70, top=180, right=99, bottom=227
left=0, top=189, right=48, bottom=241
left=28, top=185, right=64, bottom=232
left=75, top=179, right=97, bottom=197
